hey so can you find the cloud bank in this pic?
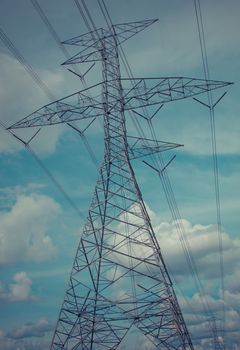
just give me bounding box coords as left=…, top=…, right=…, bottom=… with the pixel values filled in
left=0, top=192, right=60, bottom=266
left=0, top=272, right=34, bottom=302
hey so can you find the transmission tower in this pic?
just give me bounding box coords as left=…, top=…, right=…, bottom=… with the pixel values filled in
left=9, top=19, right=231, bottom=350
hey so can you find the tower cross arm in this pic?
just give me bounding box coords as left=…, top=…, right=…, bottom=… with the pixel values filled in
left=121, top=77, right=233, bottom=110
left=61, top=19, right=158, bottom=65
left=62, top=19, right=157, bottom=48
left=8, top=84, right=103, bottom=129
left=128, top=136, right=183, bottom=160
left=112, top=19, right=158, bottom=45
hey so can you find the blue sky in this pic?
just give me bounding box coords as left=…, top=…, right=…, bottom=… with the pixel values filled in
left=0, top=0, right=240, bottom=349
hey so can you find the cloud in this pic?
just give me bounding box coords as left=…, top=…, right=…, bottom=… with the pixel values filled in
left=0, top=192, right=60, bottom=266
left=103, top=202, right=240, bottom=348
left=108, top=203, right=240, bottom=285
left=154, top=219, right=240, bottom=282
left=0, top=184, right=46, bottom=210
left=152, top=216, right=240, bottom=349
left=179, top=294, right=240, bottom=349
left=7, top=318, right=52, bottom=339
left=226, top=270, right=240, bottom=294
left=0, top=272, right=34, bottom=302
left=0, top=318, right=52, bottom=350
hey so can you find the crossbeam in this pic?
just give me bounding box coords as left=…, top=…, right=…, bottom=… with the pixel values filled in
left=8, top=78, right=232, bottom=129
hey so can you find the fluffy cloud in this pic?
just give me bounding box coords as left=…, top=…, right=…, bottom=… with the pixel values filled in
left=0, top=318, right=52, bottom=350
left=152, top=217, right=240, bottom=349
left=111, top=205, right=240, bottom=284
left=105, top=203, right=240, bottom=348
left=180, top=295, right=240, bottom=350
left=0, top=184, right=46, bottom=210
left=154, top=219, right=240, bottom=280
left=0, top=192, right=60, bottom=266
left=7, top=318, right=52, bottom=339
left=0, top=272, right=34, bottom=302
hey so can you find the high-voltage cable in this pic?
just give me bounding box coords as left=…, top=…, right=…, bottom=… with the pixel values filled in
left=193, top=0, right=226, bottom=346
left=95, top=1, right=219, bottom=341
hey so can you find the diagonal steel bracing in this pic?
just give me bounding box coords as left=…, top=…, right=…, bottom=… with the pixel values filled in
left=9, top=18, right=232, bottom=350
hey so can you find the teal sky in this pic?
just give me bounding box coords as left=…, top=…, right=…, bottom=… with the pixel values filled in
left=0, top=0, right=240, bottom=349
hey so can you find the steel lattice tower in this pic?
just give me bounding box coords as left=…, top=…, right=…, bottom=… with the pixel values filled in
left=9, top=19, right=231, bottom=350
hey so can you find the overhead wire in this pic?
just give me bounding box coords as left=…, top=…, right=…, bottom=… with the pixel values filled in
left=56, top=2, right=205, bottom=347
left=73, top=5, right=149, bottom=309
left=0, top=26, right=54, bottom=100
left=28, top=0, right=226, bottom=345
left=0, top=26, right=86, bottom=219
left=98, top=0, right=214, bottom=315
left=74, top=0, right=94, bottom=33
left=1, top=0, right=224, bottom=344
left=1, top=0, right=102, bottom=219
left=80, top=0, right=99, bottom=33
left=8, top=0, right=222, bottom=345
left=0, top=119, right=85, bottom=220
left=193, top=0, right=225, bottom=344
left=148, top=119, right=216, bottom=324
left=80, top=0, right=197, bottom=334
left=30, top=0, right=101, bottom=171
left=0, top=4, right=190, bottom=349
left=134, top=119, right=216, bottom=336
left=93, top=0, right=222, bottom=343
left=74, top=2, right=197, bottom=340
left=30, top=0, right=85, bottom=83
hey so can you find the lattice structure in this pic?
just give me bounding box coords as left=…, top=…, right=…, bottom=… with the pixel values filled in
left=9, top=19, right=232, bottom=350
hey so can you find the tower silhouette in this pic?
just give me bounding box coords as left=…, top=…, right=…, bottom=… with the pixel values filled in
left=9, top=19, right=231, bottom=350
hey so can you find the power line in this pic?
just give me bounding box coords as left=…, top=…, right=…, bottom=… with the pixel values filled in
left=94, top=0, right=217, bottom=338
left=0, top=119, right=85, bottom=220
left=1, top=2, right=227, bottom=346
left=49, top=11, right=195, bottom=348
left=0, top=27, right=86, bottom=219
left=30, top=0, right=89, bottom=86
left=0, top=3, right=105, bottom=227
left=193, top=0, right=225, bottom=345
left=0, top=26, right=54, bottom=101
left=30, top=0, right=100, bottom=170
left=94, top=0, right=227, bottom=346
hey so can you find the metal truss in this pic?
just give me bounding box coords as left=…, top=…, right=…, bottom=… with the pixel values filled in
left=121, top=77, right=231, bottom=109
left=9, top=18, right=232, bottom=350
left=127, top=136, right=182, bottom=160
left=8, top=76, right=231, bottom=129
left=8, top=84, right=103, bottom=129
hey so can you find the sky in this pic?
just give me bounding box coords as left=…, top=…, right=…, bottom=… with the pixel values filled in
left=0, top=0, right=240, bottom=349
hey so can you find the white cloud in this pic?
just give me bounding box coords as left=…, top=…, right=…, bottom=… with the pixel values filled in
left=179, top=294, right=240, bottom=349
left=0, top=184, right=45, bottom=210
left=103, top=202, right=240, bottom=348
left=0, top=272, right=34, bottom=302
left=0, top=318, right=52, bottom=350
left=108, top=203, right=240, bottom=284
left=154, top=219, right=240, bottom=281
left=8, top=318, right=52, bottom=339
left=0, top=192, right=60, bottom=266
left=151, top=215, right=240, bottom=349
left=226, top=270, right=240, bottom=294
